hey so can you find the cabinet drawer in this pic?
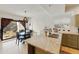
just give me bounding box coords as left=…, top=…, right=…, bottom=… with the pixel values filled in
left=67, top=41, right=77, bottom=49
left=67, top=38, right=77, bottom=43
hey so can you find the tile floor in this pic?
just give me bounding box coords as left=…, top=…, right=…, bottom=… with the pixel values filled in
left=0, top=38, right=28, bottom=54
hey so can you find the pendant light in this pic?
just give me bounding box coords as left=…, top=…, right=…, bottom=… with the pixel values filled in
left=23, top=10, right=28, bottom=23
left=23, top=10, right=28, bottom=34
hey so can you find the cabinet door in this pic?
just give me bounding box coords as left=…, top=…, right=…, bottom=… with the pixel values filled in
left=68, top=35, right=77, bottom=42
left=62, top=34, right=67, bottom=46
left=67, top=41, right=77, bottom=49
left=67, top=35, right=77, bottom=49
left=77, top=36, right=79, bottom=49
left=62, top=34, right=69, bottom=46
left=62, top=34, right=78, bottom=49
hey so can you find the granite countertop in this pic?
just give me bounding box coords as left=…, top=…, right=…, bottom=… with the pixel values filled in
left=26, top=33, right=62, bottom=54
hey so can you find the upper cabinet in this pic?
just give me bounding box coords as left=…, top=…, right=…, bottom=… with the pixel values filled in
left=75, top=14, right=79, bottom=27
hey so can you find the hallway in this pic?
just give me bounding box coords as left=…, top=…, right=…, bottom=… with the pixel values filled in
left=0, top=38, right=28, bottom=54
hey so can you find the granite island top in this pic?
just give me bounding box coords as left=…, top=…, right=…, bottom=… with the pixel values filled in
left=26, top=33, right=62, bottom=54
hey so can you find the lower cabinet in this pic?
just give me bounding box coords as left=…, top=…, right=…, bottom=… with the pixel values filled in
left=77, top=36, right=79, bottom=49
left=62, top=34, right=79, bottom=49
left=68, top=41, right=77, bottom=49
left=62, top=34, right=68, bottom=46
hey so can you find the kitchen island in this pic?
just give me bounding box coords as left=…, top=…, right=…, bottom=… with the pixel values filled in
left=26, top=33, right=62, bottom=54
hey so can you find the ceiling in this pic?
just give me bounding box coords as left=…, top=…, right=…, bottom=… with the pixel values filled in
left=1, top=4, right=79, bottom=19
left=0, top=4, right=65, bottom=18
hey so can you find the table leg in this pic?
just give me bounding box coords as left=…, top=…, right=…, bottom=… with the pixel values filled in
left=28, top=44, right=35, bottom=54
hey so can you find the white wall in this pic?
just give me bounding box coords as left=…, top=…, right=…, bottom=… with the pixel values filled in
left=30, top=5, right=72, bottom=33
left=0, top=4, right=75, bottom=33
left=65, top=6, right=79, bottom=33
left=0, top=11, right=23, bottom=20
left=31, top=5, right=79, bottom=33
left=0, top=10, right=24, bottom=32
left=65, top=6, right=79, bottom=26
